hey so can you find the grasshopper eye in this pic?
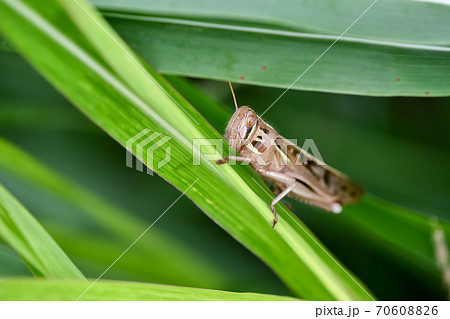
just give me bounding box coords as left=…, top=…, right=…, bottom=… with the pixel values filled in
left=245, top=111, right=257, bottom=126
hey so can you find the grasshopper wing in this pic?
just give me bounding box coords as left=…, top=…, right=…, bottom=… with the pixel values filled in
left=275, top=137, right=364, bottom=205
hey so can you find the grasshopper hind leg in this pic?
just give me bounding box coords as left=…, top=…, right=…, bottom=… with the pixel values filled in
left=269, top=182, right=296, bottom=228
left=271, top=184, right=293, bottom=211
left=258, top=169, right=297, bottom=228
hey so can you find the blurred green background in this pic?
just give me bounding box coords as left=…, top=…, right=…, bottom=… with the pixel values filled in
left=1, top=47, right=449, bottom=300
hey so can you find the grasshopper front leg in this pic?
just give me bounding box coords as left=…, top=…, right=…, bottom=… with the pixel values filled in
left=216, top=156, right=252, bottom=165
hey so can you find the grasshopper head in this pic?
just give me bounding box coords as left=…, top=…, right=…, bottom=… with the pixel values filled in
left=224, top=106, right=258, bottom=150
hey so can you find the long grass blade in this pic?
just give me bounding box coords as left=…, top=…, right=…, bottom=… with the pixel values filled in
left=0, top=183, right=85, bottom=279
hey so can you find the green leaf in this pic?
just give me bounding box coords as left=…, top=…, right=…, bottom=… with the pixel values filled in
left=0, top=278, right=300, bottom=301
left=335, top=196, right=449, bottom=274
left=0, top=183, right=85, bottom=279
left=0, top=0, right=373, bottom=300
left=90, top=0, right=450, bottom=96
left=2, top=1, right=450, bottom=96
left=93, top=0, right=450, bottom=45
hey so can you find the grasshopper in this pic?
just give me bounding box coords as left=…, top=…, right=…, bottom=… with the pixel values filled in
left=217, top=83, right=364, bottom=228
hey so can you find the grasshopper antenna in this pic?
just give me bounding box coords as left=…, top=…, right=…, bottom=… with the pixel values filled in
left=228, top=81, right=238, bottom=111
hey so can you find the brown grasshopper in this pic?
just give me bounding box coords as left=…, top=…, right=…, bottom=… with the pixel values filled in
left=217, top=83, right=364, bottom=227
